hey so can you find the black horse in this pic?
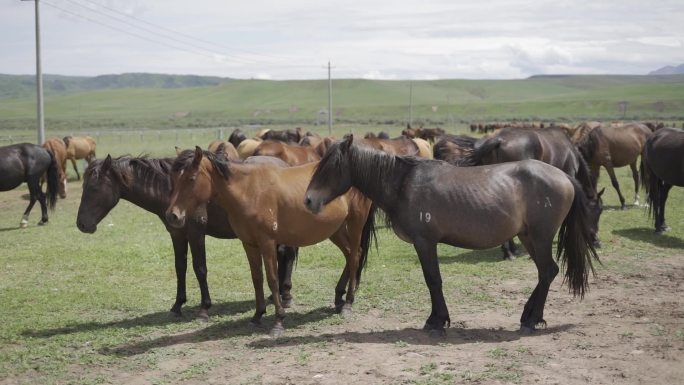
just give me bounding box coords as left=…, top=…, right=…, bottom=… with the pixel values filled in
left=640, top=127, right=684, bottom=233
left=0, top=143, right=59, bottom=227
left=76, top=154, right=297, bottom=320
left=228, top=128, right=247, bottom=148
left=261, top=127, right=302, bottom=143
left=305, top=136, right=599, bottom=335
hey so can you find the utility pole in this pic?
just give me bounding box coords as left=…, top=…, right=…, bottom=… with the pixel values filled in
left=327, top=61, right=332, bottom=135
left=408, top=81, right=413, bottom=126
left=22, top=0, right=45, bottom=144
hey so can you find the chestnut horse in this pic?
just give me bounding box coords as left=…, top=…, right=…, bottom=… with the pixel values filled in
left=0, top=143, right=58, bottom=227
left=165, top=148, right=376, bottom=337
left=76, top=154, right=298, bottom=320
left=640, top=128, right=684, bottom=233
left=208, top=140, right=240, bottom=160
left=575, top=123, right=652, bottom=209
left=304, top=136, right=599, bottom=335
left=42, top=137, right=68, bottom=198
left=252, top=140, right=321, bottom=165
left=63, top=135, right=97, bottom=180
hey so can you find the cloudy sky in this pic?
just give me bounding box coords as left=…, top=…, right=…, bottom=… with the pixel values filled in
left=3, top=0, right=684, bottom=79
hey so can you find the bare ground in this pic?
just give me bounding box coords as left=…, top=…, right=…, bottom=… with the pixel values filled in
left=48, top=250, right=681, bottom=385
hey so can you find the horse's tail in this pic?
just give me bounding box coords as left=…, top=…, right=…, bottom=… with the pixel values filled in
left=45, top=149, right=59, bottom=210
left=461, top=136, right=502, bottom=166
left=556, top=178, right=600, bottom=298
left=356, top=203, right=378, bottom=288
left=640, top=151, right=660, bottom=224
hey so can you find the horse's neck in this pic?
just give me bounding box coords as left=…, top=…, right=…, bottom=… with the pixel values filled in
left=348, top=149, right=407, bottom=212
left=120, top=163, right=171, bottom=215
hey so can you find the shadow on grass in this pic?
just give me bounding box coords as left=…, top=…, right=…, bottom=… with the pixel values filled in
left=21, top=300, right=255, bottom=338
left=612, top=228, right=684, bottom=249
left=0, top=226, right=22, bottom=232
left=100, top=306, right=334, bottom=356
left=440, top=245, right=528, bottom=265
left=247, top=323, right=574, bottom=349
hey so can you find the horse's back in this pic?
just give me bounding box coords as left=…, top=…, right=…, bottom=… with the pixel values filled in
left=644, top=128, right=684, bottom=186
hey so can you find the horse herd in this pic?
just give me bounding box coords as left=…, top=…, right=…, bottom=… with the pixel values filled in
left=1, top=123, right=682, bottom=338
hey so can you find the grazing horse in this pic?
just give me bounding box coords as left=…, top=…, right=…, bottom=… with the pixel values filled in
left=253, top=140, right=321, bottom=166
left=640, top=128, right=684, bottom=233
left=165, top=148, right=376, bottom=337
left=76, top=154, right=298, bottom=320
left=208, top=140, right=240, bottom=160
left=0, top=143, right=58, bottom=227
left=575, top=123, right=652, bottom=209
left=304, top=136, right=599, bottom=335
left=63, top=135, right=97, bottom=180
left=42, top=137, right=68, bottom=198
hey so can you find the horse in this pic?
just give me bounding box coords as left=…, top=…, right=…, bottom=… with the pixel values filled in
left=63, top=135, right=97, bottom=180
left=165, top=148, right=377, bottom=337
left=76, top=154, right=299, bottom=320
left=364, top=132, right=390, bottom=139
left=304, top=136, right=600, bottom=335
left=432, top=134, right=478, bottom=165
left=259, top=127, right=302, bottom=143
left=640, top=128, right=684, bottom=233
left=236, top=138, right=262, bottom=159
left=252, top=140, right=321, bottom=166
left=355, top=136, right=422, bottom=157
left=207, top=140, right=240, bottom=160
left=228, top=128, right=247, bottom=148
left=42, top=137, right=68, bottom=198
left=0, top=143, right=59, bottom=227
left=575, top=122, right=652, bottom=209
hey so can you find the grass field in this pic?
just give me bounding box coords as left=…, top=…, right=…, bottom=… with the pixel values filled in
left=0, top=127, right=682, bottom=384
left=1, top=75, right=684, bottom=131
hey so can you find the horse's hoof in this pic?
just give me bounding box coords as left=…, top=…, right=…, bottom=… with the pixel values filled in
left=503, top=255, right=515, bottom=262
left=37, top=221, right=48, bottom=226
left=269, top=325, right=285, bottom=338
left=282, top=297, right=294, bottom=308
left=655, top=226, right=671, bottom=234
left=340, top=305, right=353, bottom=318
left=519, top=325, right=536, bottom=335
left=196, top=309, right=209, bottom=322
left=169, top=310, right=182, bottom=318
left=248, top=319, right=262, bottom=328
left=19, top=220, right=28, bottom=228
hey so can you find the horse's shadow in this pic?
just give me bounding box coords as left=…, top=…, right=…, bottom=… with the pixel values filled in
left=440, top=247, right=527, bottom=264
left=100, top=306, right=336, bottom=357
left=21, top=300, right=255, bottom=338
left=612, top=228, right=684, bottom=249
left=247, top=324, right=574, bottom=349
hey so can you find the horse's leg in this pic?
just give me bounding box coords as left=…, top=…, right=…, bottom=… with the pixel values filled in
left=414, top=237, right=450, bottom=337
left=500, top=239, right=520, bottom=260
left=277, top=245, right=295, bottom=308
left=188, top=229, right=212, bottom=321
left=655, top=183, right=673, bottom=233
left=70, top=158, right=80, bottom=180
left=258, top=240, right=286, bottom=338
left=170, top=235, right=189, bottom=317
left=629, top=161, right=640, bottom=206
left=242, top=243, right=267, bottom=327
left=604, top=164, right=626, bottom=209
left=19, top=179, right=40, bottom=227
left=30, top=177, right=49, bottom=225
left=517, top=234, right=559, bottom=334
left=329, top=229, right=360, bottom=317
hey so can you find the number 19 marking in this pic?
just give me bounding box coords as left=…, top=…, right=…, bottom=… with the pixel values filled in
left=419, top=211, right=432, bottom=223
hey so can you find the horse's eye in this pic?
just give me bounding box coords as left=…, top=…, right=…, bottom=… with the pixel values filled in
left=190, top=174, right=197, bottom=181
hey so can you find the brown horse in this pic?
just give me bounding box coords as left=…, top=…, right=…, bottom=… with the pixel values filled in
left=207, top=140, right=240, bottom=160
left=42, top=137, right=68, bottom=198
left=165, top=148, right=376, bottom=337
left=355, top=136, right=421, bottom=156
left=640, top=127, right=684, bottom=233
left=252, top=140, right=321, bottom=166
left=575, top=123, right=652, bottom=209
left=236, top=138, right=262, bottom=159
left=304, top=136, right=600, bottom=335
left=63, top=135, right=97, bottom=180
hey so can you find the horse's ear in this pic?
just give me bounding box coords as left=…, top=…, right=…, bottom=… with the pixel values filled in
left=102, top=154, right=112, bottom=171
left=341, top=134, right=353, bottom=152
left=175, top=146, right=182, bottom=156
left=192, top=146, right=203, bottom=168
left=597, top=187, right=605, bottom=198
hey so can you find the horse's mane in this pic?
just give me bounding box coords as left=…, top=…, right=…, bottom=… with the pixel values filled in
left=575, top=127, right=600, bottom=163
left=87, top=155, right=173, bottom=191
left=172, top=149, right=232, bottom=179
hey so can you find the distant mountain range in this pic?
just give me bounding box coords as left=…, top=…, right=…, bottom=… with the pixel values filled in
left=649, top=64, right=684, bottom=75
left=0, top=73, right=232, bottom=99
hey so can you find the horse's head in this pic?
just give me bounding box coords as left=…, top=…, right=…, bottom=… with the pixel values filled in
left=305, top=136, right=353, bottom=214
left=166, top=146, right=215, bottom=229
left=76, top=155, right=123, bottom=233
left=586, top=187, right=605, bottom=248
left=57, top=170, right=67, bottom=199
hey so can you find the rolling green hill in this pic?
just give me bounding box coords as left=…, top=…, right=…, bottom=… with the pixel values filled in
left=1, top=73, right=683, bottom=130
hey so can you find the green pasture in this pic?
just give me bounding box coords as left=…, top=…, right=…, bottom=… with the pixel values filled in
left=1, top=75, right=683, bottom=131
left=0, top=127, right=682, bottom=384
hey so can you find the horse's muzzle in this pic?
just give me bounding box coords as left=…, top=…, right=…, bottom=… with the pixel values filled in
left=165, top=209, right=186, bottom=229
left=76, top=219, right=96, bottom=234
left=304, top=194, right=321, bottom=214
